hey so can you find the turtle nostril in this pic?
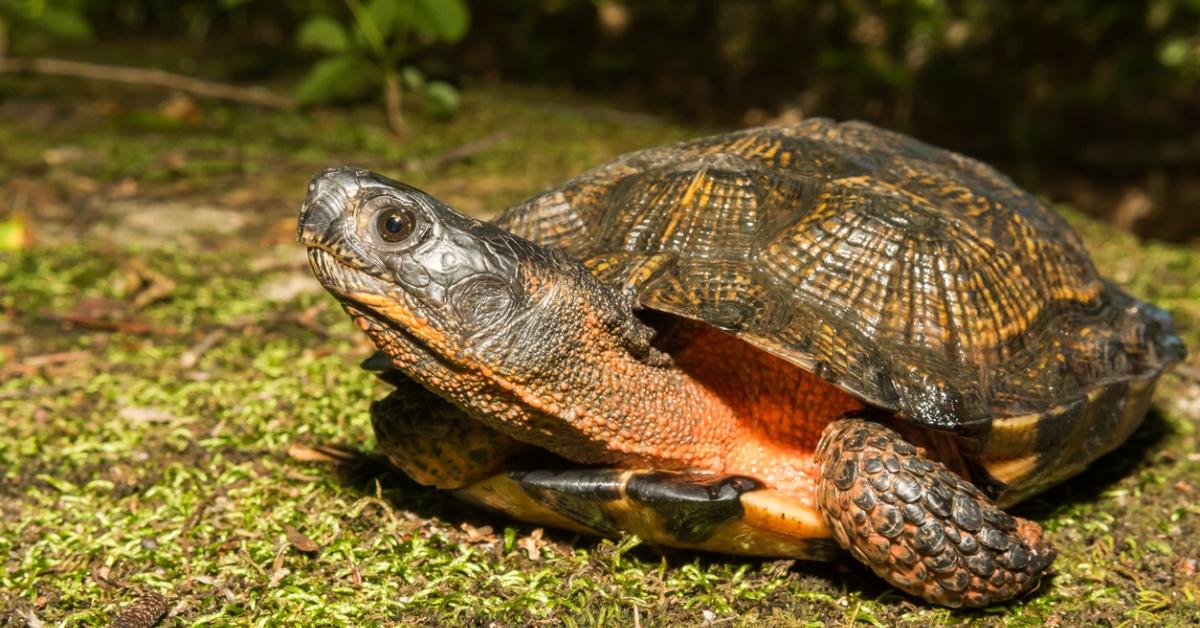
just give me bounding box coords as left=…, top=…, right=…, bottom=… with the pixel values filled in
left=298, top=166, right=366, bottom=246
left=297, top=196, right=341, bottom=246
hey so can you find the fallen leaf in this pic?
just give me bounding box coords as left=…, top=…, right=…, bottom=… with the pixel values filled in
left=285, top=524, right=320, bottom=553
left=0, top=212, right=35, bottom=251
left=17, top=608, right=43, bottom=628
left=20, top=350, right=92, bottom=368
left=285, top=444, right=324, bottom=462
left=160, top=93, right=202, bottom=124
left=1178, top=558, right=1197, bottom=577
left=110, top=178, right=140, bottom=197
left=122, top=259, right=177, bottom=310
left=268, top=567, right=289, bottom=588
left=287, top=442, right=358, bottom=464
left=42, top=145, right=85, bottom=166
left=51, top=296, right=158, bottom=334
left=271, top=545, right=285, bottom=573
left=518, top=528, right=545, bottom=561
left=90, top=563, right=115, bottom=589
left=460, top=523, right=496, bottom=544
left=119, top=406, right=192, bottom=424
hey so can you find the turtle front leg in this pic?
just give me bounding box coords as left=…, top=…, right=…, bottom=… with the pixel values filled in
left=370, top=376, right=528, bottom=489
left=815, top=418, right=1056, bottom=608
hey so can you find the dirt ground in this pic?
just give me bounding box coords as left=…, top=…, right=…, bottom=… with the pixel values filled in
left=1, top=75, right=1199, bottom=626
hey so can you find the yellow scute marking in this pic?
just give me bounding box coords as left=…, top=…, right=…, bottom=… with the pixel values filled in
left=739, top=490, right=830, bottom=538
left=982, top=454, right=1040, bottom=485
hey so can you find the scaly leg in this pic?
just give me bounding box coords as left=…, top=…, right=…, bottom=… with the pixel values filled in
left=370, top=376, right=527, bottom=489
left=815, top=418, right=1056, bottom=607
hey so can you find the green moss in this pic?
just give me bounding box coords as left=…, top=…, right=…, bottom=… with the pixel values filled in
left=1, top=79, right=1198, bottom=625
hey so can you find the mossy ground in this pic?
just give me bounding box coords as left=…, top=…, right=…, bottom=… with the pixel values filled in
left=1, top=73, right=1198, bottom=626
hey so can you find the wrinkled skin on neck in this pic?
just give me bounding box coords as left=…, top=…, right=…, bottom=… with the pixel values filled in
left=299, top=167, right=860, bottom=499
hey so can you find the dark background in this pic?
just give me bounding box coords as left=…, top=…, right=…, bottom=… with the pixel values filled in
left=5, top=0, right=1200, bottom=240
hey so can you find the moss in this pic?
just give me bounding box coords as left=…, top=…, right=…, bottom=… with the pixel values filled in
left=1, top=78, right=1198, bottom=626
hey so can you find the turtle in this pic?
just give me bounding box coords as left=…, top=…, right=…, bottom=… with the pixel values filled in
left=297, top=119, right=1186, bottom=608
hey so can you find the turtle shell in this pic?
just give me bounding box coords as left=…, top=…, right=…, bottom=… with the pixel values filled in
left=495, top=119, right=1186, bottom=439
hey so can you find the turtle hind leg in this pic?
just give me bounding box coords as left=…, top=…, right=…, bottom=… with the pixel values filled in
left=815, top=417, right=1056, bottom=608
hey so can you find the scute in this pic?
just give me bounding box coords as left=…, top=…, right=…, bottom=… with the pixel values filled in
left=496, top=119, right=1185, bottom=434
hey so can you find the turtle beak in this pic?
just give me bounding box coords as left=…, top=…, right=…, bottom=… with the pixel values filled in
left=298, top=166, right=359, bottom=249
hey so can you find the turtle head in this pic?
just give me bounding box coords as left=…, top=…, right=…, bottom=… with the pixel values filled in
left=299, top=167, right=532, bottom=362
left=298, top=167, right=658, bottom=376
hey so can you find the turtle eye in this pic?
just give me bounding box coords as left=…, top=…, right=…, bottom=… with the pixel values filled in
left=375, top=207, right=416, bottom=243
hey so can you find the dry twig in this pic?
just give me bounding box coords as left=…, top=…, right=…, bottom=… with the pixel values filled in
left=0, top=57, right=293, bottom=109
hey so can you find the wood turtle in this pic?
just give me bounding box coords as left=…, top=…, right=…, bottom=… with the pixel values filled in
left=297, top=119, right=1186, bottom=607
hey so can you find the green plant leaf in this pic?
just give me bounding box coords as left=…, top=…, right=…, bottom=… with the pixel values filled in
left=423, top=80, right=460, bottom=117
left=400, top=65, right=425, bottom=91
left=297, top=16, right=350, bottom=53
left=295, top=54, right=372, bottom=105
left=412, top=0, right=469, bottom=43
left=363, top=0, right=402, bottom=40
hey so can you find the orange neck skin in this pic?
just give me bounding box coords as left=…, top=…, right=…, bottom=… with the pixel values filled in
left=360, top=278, right=863, bottom=503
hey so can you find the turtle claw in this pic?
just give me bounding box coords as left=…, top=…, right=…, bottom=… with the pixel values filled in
left=815, top=418, right=1056, bottom=608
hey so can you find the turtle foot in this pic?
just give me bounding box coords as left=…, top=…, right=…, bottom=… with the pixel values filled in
left=815, top=418, right=1056, bottom=608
